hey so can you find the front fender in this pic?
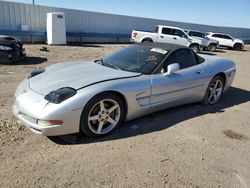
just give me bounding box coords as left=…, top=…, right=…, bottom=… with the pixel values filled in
left=60, top=75, right=152, bottom=121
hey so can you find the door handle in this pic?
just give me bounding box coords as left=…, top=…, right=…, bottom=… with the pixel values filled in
left=160, top=36, right=164, bottom=38
left=196, top=69, right=202, bottom=74
left=173, top=37, right=177, bottom=40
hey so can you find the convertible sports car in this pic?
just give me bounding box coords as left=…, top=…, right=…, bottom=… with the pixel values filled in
left=13, top=43, right=236, bottom=137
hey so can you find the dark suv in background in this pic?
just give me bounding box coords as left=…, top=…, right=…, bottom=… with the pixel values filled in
left=0, top=35, right=25, bottom=64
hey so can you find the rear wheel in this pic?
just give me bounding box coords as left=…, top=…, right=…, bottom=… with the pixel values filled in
left=233, top=43, right=242, bottom=51
left=80, top=93, right=124, bottom=137
left=207, top=44, right=216, bottom=52
left=189, top=44, right=199, bottom=53
left=203, top=76, right=224, bottom=105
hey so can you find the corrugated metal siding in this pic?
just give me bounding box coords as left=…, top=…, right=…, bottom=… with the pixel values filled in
left=0, top=1, right=250, bottom=40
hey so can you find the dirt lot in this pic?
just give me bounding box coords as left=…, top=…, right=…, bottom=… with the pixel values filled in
left=0, top=44, right=249, bottom=187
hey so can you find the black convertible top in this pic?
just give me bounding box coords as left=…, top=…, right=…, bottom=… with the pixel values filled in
left=134, top=42, right=188, bottom=53
left=134, top=42, right=205, bottom=66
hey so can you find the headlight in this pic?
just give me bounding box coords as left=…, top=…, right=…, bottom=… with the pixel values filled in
left=44, top=87, right=77, bottom=104
left=0, top=45, right=12, bottom=50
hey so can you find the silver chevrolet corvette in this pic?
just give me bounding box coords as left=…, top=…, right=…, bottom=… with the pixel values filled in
left=13, top=43, right=236, bottom=137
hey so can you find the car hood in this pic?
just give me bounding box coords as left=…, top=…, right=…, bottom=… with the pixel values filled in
left=190, top=37, right=202, bottom=45
left=29, top=61, right=141, bottom=95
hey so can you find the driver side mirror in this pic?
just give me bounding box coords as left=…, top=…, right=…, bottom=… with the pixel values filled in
left=163, top=63, right=180, bottom=76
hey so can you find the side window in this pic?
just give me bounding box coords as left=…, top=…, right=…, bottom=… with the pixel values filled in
left=162, top=51, right=178, bottom=72
left=212, top=34, right=221, bottom=38
left=176, top=49, right=197, bottom=69
left=196, top=32, right=205, bottom=38
left=162, top=28, right=172, bottom=35
left=189, top=31, right=196, bottom=37
left=162, top=49, right=197, bottom=73
left=172, top=29, right=186, bottom=38
left=190, top=31, right=202, bottom=37
left=224, top=35, right=232, bottom=39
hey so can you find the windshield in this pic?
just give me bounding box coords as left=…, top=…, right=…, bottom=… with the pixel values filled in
left=101, top=45, right=167, bottom=74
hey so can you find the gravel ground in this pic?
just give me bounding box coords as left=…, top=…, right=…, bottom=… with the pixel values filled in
left=0, top=44, right=249, bottom=187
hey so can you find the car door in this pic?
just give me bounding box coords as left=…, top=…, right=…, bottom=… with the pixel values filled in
left=157, top=27, right=176, bottom=44
left=222, top=35, right=234, bottom=47
left=158, top=27, right=189, bottom=46
left=190, top=31, right=207, bottom=46
left=150, top=49, right=206, bottom=112
left=172, top=29, right=189, bottom=46
left=211, top=34, right=224, bottom=45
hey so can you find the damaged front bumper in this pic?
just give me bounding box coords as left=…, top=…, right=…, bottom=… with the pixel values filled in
left=0, top=46, right=25, bottom=64
left=13, top=79, right=81, bottom=136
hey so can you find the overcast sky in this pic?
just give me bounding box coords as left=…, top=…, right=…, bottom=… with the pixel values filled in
left=3, top=0, right=250, bottom=28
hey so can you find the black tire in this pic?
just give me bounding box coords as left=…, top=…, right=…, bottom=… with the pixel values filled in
left=80, top=93, right=124, bottom=137
left=203, top=76, right=225, bottom=105
left=233, top=43, right=242, bottom=51
left=207, top=44, right=216, bottom=52
left=189, top=44, right=199, bottom=53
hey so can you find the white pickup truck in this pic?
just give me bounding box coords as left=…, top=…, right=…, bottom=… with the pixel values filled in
left=131, top=25, right=202, bottom=52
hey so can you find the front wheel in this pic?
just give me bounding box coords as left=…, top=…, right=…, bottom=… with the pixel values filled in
left=233, top=43, right=242, bottom=51
left=207, top=44, right=217, bottom=52
left=203, top=76, right=224, bottom=105
left=80, top=93, right=124, bottom=137
left=189, top=44, right=199, bottom=53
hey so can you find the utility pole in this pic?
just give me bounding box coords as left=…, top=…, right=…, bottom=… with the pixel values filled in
left=32, top=0, right=35, bottom=5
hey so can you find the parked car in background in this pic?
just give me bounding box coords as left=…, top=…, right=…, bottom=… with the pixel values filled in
left=185, top=30, right=219, bottom=52
left=131, top=25, right=202, bottom=52
left=0, top=35, right=25, bottom=64
left=13, top=43, right=236, bottom=137
left=206, top=32, right=244, bottom=51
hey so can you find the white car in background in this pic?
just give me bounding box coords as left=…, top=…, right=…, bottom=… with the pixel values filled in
left=131, top=25, right=202, bottom=52
left=185, top=30, right=219, bottom=52
left=207, top=32, right=244, bottom=51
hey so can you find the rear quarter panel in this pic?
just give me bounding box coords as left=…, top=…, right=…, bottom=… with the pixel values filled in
left=201, top=55, right=236, bottom=91
left=132, top=30, right=158, bottom=42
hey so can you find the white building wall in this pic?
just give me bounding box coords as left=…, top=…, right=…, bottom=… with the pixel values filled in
left=0, top=1, right=250, bottom=43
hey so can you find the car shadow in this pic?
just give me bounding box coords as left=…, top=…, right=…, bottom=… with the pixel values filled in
left=48, top=87, right=250, bottom=145
left=198, top=52, right=217, bottom=56
left=217, top=48, right=247, bottom=52
left=214, top=49, right=227, bottom=53
left=12, top=56, right=47, bottom=65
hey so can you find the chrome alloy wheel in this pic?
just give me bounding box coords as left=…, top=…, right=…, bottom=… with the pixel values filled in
left=87, top=99, right=121, bottom=135
left=208, top=79, right=223, bottom=104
